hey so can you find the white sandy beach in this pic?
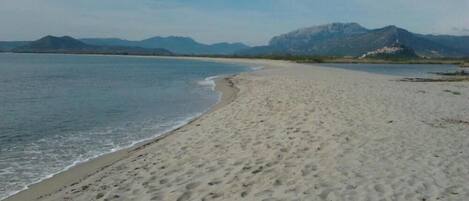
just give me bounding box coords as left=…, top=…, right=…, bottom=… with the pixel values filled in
left=6, top=58, right=469, bottom=201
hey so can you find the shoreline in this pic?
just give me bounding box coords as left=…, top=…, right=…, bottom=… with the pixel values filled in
left=2, top=52, right=468, bottom=66
left=3, top=60, right=245, bottom=201
left=0, top=57, right=395, bottom=201
left=5, top=57, right=469, bottom=200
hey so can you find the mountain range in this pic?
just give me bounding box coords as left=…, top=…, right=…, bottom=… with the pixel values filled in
left=12, top=36, right=173, bottom=56
left=81, top=36, right=250, bottom=55
left=1, top=36, right=249, bottom=55
left=0, top=41, right=29, bottom=52
left=238, top=23, right=469, bottom=58
left=2, top=23, right=469, bottom=58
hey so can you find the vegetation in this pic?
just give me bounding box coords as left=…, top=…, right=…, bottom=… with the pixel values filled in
left=81, top=36, right=249, bottom=55
left=187, top=54, right=468, bottom=66
left=12, top=36, right=173, bottom=56
left=238, top=23, right=469, bottom=58
left=4, top=34, right=469, bottom=67
left=461, top=61, right=469, bottom=68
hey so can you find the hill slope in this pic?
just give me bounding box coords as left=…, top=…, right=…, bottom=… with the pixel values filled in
left=421, top=34, right=469, bottom=55
left=238, top=23, right=469, bottom=58
left=13, top=36, right=173, bottom=55
left=0, top=41, right=30, bottom=52
left=81, top=36, right=249, bottom=55
left=15, top=36, right=91, bottom=51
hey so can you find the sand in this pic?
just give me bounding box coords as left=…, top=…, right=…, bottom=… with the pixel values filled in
left=5, top=58, right=469, bottom=201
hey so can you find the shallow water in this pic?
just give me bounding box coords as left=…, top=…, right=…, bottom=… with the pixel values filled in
left=0, top=53, right=250, bottom=199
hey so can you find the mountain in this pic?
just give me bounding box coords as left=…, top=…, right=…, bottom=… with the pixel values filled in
left=238, top=23, right=469, bottom=58
left=74, top=37, right=134, bottom=47
left=81, top=36, right=250, bottom=55
left=13, top=36, right=173, bottom=55
left=269, top=23, right=368, bottom=50
left=0, top=41, right=30, bottom=52
left=420, top=34, right=469, bottom=55
left=205, top=42, right=250, bottom=55
left=15, top=35, right=91, bottom=51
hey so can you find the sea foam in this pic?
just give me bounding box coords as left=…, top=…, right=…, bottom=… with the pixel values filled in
left=197, top=76, right=219, bottom=90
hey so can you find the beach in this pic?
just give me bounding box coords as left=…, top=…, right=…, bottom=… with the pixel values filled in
left=6, top=58, right=469, bottom=201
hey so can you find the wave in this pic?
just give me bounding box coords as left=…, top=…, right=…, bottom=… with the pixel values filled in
left=197, top=75, right=219, bottom=91
left=1, top=113, right=204, bottom=201
left=2, top=75, right=227, bottom=200
left=197, top=65, right=262, bottom=92
left=0, top=56, right=250, bottom=200
left=251, top=66, right=264, bottom=71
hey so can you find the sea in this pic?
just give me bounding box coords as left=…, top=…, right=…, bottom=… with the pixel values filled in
left=0, top=53, right=251, bottom=199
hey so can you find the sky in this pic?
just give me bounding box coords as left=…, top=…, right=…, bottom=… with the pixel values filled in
left=1, top=0, right=468, bottom=45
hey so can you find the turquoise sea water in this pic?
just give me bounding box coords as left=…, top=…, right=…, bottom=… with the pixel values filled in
left=0, top=53, right=250, bottom=199
left=319, top=63, right=461, bottom=77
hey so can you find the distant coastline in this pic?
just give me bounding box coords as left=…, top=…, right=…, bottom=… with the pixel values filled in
left=2, top=23, right=469, bottom=63
left=3, top=51, right=469, bottom=68
left=189, top=54, right=469, bottom=66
